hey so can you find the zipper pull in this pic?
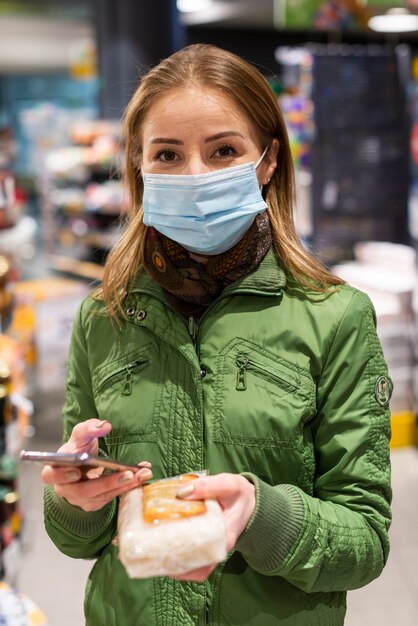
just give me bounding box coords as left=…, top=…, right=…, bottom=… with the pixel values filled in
left=188, top=316, right=198, bottom=342
left=122, top=363, right=135, bottom=396
left=236, top=355, right=248, bottom=391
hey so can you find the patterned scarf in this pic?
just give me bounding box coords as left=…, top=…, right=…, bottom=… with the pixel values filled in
left=143, top=212, right=272, bottom=316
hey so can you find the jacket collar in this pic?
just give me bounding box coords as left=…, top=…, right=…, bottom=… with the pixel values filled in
left=222, top=247, right=286, bottom=296
left=129, top=246, right=286, bottom=300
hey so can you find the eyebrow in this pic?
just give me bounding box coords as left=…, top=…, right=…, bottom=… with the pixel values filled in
left=204, top=131, right=245, bottom=143
left=149, top=131, right=245, bottom=145
left=150, top=137, right=183, bottom=145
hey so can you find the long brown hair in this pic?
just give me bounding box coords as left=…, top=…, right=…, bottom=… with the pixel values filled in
left=99, top=43, right=342, bottom=317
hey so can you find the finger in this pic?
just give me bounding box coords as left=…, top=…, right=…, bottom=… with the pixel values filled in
left=137, top=461, right=152, bottom=469
left=136, top=466, right=153, bottom=481
left=66, top=419, right=112, bottom=451
left=101, top=467, right=153, bottom=495
left=55, top=469, right=151, bottom=511
left=54, top=471, right=137, bottom=506
left=91, top=466, right=152, bottom=481
left=84, top=466, right=105, bottom=479
left=42, top=459, right=152, bottom=487
left=42, top=464, right=82, bottom=485
left=171, top=564, right=216, bottom=582
left=55, top=467, right=152, bottom=502
left=176, top=474, right=239, bottom=501
left=90, top=474, right=147, bottom=505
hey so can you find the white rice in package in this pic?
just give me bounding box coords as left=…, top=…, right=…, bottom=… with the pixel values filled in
left=117, top=472, right=227, bottom=578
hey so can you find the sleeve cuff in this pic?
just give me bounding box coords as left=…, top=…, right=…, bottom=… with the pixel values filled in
left=235, top=473, right=306, bottom=573
left=44, top=484, right=117, bottom=539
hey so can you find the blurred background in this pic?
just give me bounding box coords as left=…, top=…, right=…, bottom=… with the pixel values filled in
left=0, top=1, right=417, bottom=624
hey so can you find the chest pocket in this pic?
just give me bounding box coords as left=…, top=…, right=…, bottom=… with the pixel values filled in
left=92, top=345, right=161, bottom=444
left=212, top=338, right=316, bottom=448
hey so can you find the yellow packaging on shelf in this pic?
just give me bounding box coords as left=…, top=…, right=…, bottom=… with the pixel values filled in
left=390, top=411, right=418, bottom=448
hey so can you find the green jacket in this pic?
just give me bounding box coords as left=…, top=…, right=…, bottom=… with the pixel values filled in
left=44, top=249, right=392, bottom=626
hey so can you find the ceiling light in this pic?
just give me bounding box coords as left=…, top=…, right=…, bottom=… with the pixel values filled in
left=177, top=0, right=213, bottom=13
left=368, top=7, right=418, bottom=33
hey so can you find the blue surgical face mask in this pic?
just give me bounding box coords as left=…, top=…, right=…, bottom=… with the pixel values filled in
left=142, top=148, right=269, bottom=255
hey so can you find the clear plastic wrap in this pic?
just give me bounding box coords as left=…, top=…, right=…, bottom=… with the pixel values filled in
left=117, top=472, right=227, bottom=578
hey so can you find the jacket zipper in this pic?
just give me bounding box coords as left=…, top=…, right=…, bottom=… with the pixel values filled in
left=122, top=359, right=150, bottom=395
left=235, top=353, right=298, bottom=392
left=188, top=316, right=199, bottom=348
left=97, top=359, right=148, bottom=396
left=122, top=361, right=143, bottom=396
left=133, top=287, right=282, bottom=352
left=236, top=355, right=248, bottom=390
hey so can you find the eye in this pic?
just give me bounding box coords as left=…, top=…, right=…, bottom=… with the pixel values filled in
left=155, top=149, right=180, bottom=162
left=212, top=144, right=237, bottom=159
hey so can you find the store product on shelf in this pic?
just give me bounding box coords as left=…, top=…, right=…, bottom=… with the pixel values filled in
left=0, top=256, right=13, bottom=330
left=0, top=582, right=49, bottom=625
left=0, top=266, right=31, bottom=581
left=0, top=256, right=31, bottom=441
left=0, top=126, right=35, bottom=280
left=0, top=258, right=50, bottom=603
left=0, top=459, right=22, bottom=585
left=68, top=119, right=120, bottom=146
left=0, top=360, right=12, bottom=455
left=0, top=171, right=17, bottom=230
left=0, top=217, right=37, bottom=281
left=274, top=47, right=315, bottom=241
left=0, top=128, right=18, bottom=231
left=8, top=277, right=90, bottom=396
left=40, top=119, right=126, bottom=279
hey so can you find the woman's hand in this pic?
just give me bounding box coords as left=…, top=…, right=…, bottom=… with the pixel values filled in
left=41, top=418, right=152, bottom=512
left=173, top=473, right=256, bottom=582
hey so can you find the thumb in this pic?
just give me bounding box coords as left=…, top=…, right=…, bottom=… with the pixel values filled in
left=176, top=474, right=235, bottom=501
left=66, top=419, right=112, bottom=451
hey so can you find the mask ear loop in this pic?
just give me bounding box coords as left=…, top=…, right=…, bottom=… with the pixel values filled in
left=255, top=145, right=269, bottom=169
left=256, top=146, right=269, bottom=196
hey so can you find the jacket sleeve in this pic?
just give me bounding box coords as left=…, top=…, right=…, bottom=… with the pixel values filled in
left=236, top=288, right=392, bottom=593
left=43, top=298, right=118, bottom=560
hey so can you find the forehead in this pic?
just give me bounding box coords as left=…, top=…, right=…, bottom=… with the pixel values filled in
left=141, top=86, right=259, bottom=141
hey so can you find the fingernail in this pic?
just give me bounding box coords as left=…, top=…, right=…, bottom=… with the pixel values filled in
left=118, top=471, right=134, bottom=484
left=139, top=469, right=153, bottom=480
left=96, top=420, right=109, bottom=429
left=66, top=470, right=80, bottom=481
left=177, top=484, right=194, bottom=498
left=138, top=461, right=152, bottom=468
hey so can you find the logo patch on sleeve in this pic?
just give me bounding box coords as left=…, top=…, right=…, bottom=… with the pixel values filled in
left=375, top=376, right=390, bottom=406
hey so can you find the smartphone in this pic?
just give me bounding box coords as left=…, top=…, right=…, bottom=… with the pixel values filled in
left=20, top=450, right=140, bottom=475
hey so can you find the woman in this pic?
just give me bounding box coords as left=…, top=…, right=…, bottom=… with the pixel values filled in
left=42, top=44, right=392, bottom=626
